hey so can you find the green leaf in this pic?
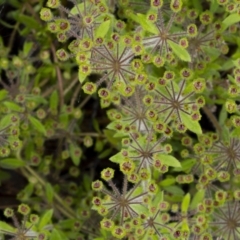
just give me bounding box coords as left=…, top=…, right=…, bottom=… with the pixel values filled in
left=0, top=221, right=16, bottom=234
left=222, top=14, right=240, bottom=31
left=3, top=101, right=23, bottom=112
left=163, top=185, right=184, bottom=196
left=103, top=129, right=121, bottom=147
left=173, top=159, right=196, bottom=173
left=159, top=178, right=175, bottom=187
left=157, top=154, right=181, bottom=168
left=0, top=89, right=8, bottom=101
left=219, top=106, right=227, bottom=126
left=28, top=115, right=47, bottom=135
left=210, top=0, right=219, bottom=13
left=181, top=193, right=191, bottom=213
left=95, top=20, right=111, bottom=38
left=20, top=183, right=34, bottom=199
left=134, top=13, right=159, bottom=34
left=23, top=42, right=33, bottom=57
left=50, top=228, right=62, bottom=240
left=98, top=148, right=112, bottom=159
left=167, top=40, right=191, bottom=62
left=69, top=143, right=82, bottom=166
left=38, top=209, right=53, bottom=230
left=0, top=114, right=15, bottom=128
left=131, top=204, right=149, bottom=216
left=192, top=0, right=202, bottom=12
left=46, top=183, right=54, bottom=203
left=70, top=2, right=84, bottom=15
left=152, top=191, right=163, bottom=207
left=109, top=152, right=123, bottom=164
left=181, top=113, right=202, bottom=135
left=190, top=190, right=205, bottom=210
left=50, top=90, right=59, bottom=110
left=231, top=128, right=240, bottom=138
left=14, top=14, right=40, bottom=30
left=232, top=58, right=240, bottom=68
left=78, top=67, right=88, bottom=84
left=0, top=158, right=25, bottom=169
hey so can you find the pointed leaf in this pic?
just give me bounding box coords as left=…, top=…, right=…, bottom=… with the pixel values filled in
left=168, top=40, right=191, bottom=62
left=39, top=209, right=53, bottom=230
left=181, top=193, right=191, bottom=213
left=28, top=115, right=47, bottom=135
left=50, top=228, right=62, bottom=240
left=49, top=90, right=58, bottom=110
left=95, top=20, right=111, bottom=38
left=46, top=183, right=54, bottom=203
left=0, top=221, right=16, bottom=234
left=222, top=14, right=240, bottom=31
left=109, top=152, right=124, bottom=164
left=190, top=190, right=205, bottom=210
left=69, top=143, right=82, bottom=166
left=181, top=113, right=202, bottom=135
left=3, top=101, right=23, bottom=112
left=135, top=13, right=159, bottom=34
left=157, top=154, right=181, bottom=168
left=0, top=158, right=25, bottom=169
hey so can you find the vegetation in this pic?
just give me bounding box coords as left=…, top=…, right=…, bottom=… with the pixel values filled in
left=0, top=0, right=240, bottom=239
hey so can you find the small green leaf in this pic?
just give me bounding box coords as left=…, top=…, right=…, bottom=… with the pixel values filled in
left=50, top=90, right=59, bottom=111
left=135, top=13, right=159, bottom=34
left=70, top=3, right=84, bottom=15
left=109, top=152, right=123, bottom=164
left=103, top=129, right=121, bottom=147
left=95, top=20, right=111, bottom=38
left=14, top=14, right=40, bottom=30
left=163, top=185, right=184, bottom=196
left=0, top=89, right=8, bottom=101
left=157, top=154, right=181, bottom=168
left=131, top=204, right=149, bottom=216
left=38, top=209, right=53, bottom=230
left=181, top=193, right=191, bottom=213
left=222, top=14, right=240, bottom=31
left=28, top=115, right=47, bottom=135
left=78, top=67, right=88, bottom=84
left=152, top=191, right=163, bottom=207
left=190, top=190, right=205, bottom=210
left=50, top=228, right=62, bottom=240
left=23, top=42, right=33, bottom=57
left=232, top=58, right=240, bottom=68
left=98, top=148, right=112, bottom=159
left=69, top=143, right=82, bottom=166
left=0, top=221, right=16, bottom=234
left=21, top=183, right=34, bottom=199
left=3, top=101, right=23, bottom=112
left=46, top=183, right=54, bottom=203
left=168, top=40, right=191, bottom=62
left=231, top=128, right=240, bottom=138
left=181, top=113, right=202, bottom=135
left=159, top=178, right=175, bottom=187
left=0, top=158, right=25, bottom=169
left=173, top=159, right=196, bottom=173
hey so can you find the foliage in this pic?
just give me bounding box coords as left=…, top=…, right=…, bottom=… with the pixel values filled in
left=0, top=0, right=240, bottom=239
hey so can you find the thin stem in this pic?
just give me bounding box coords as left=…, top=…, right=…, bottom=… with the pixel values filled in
left=202, top=106, right=222, bottom=136
left=51, top=44, right=64, bottom=110
left=24, top=166, right=76, bottom=219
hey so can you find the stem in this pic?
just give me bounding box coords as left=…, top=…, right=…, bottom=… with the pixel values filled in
left=51, top=44, right=64, bottom=110
left=202, top=106, right=222, bottom=136
left=70, top=83, right=82, bottom=107
left=24, top=166, right=76, bottom=219
left=79, top=95, right=92, bottom=109
left=64, top=76, right=78, bottom=96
